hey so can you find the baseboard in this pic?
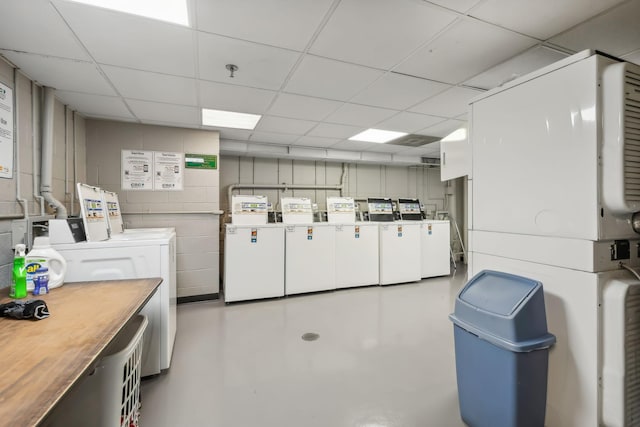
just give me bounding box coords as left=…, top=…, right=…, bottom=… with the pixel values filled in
left=177, top=293, right=219, bottom=304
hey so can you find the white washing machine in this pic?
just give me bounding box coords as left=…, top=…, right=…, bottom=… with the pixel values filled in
left=378, top=221, right=421, bottom=285
left=334, top=223, right=379, bottom=289
left=224, top=224, right=284, bottom=302
left=421, top=220, right=450, bottom=278
left=284, top=223, right=336, bottom=295
left=52, top=231, right=177, bottom=377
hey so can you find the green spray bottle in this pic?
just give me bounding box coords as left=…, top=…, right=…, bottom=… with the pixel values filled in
left=9, top=244, right=27, bottom=299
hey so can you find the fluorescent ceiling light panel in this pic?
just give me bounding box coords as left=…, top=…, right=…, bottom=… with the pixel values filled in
left=202, top=108, right=262, bottom=130
left=441, top=127, right=467, bottom=142
left=348, top=128, right=408, bottom=143
left=68, top=0, right=190, bottom=26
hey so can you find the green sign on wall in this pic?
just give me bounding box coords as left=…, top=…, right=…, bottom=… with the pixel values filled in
left=185, top=153, right=217, bottom=170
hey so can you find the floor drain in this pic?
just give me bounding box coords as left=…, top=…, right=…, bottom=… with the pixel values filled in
left=301, top=332, right=320, bottom=341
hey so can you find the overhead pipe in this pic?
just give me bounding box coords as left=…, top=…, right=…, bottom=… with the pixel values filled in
left=41, top=86, right=67, bottom=219
left=226, top=163, right=348, bottom=212
left=32, top=82, right=44, bottom=216
left=14, top=68, right=28, bottom=220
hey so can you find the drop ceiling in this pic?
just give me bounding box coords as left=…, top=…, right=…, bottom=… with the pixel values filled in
left=1, top=0, right=639, bottom=164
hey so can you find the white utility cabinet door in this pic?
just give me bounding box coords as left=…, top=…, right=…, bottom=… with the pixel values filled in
left=285, top=224, right=335, bottom=295
left=335, top=223, right=379, bottom=289
left=224, top=224, right=284, bottom=302
left=421, top=220, right=451, bottom=278
left=378, top=222, right=421, bottom=285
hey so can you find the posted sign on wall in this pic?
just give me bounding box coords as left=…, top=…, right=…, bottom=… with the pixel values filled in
left=121, top=150, right=183, bottom=191
left=0, top=81, right=14, bottom=179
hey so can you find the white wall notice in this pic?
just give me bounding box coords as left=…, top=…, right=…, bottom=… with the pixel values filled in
left=154, top=151, right=183, bottom=191
left=0, top=81, right=14, bottom=179
left=122, top=150, right=153, bottom=190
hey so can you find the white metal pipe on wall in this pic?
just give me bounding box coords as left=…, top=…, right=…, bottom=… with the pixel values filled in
left=41, top=86, right=67, bottom=219
left=32, top=82, right=44, bottom=216
left=14, top=68, right=28, bottom=220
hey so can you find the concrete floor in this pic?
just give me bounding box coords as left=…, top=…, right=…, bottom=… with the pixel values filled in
left=140, top=268, right=468, bottom=427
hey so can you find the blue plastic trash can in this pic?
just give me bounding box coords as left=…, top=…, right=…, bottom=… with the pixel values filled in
left=449, top=270, right=556, bottom=427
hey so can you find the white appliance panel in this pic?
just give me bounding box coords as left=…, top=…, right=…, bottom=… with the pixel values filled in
left=285, top=224, right=335, bottom=295
left=471, top=54, right=633, bottom=241
left=53, top=233, right=176, bottom=377
left=378, top=222, right=421, bottom=285
left=224, top=224, right=285, bottom=302
left=334, top=223, right=379, bottom=289
left=421, top=220, right=450, bottom=278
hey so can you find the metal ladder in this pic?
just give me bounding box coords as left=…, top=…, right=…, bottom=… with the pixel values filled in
left=436, top=211, right=466, bottom=270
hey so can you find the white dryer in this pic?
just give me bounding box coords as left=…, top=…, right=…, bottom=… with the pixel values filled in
left=421, top=220, right=451, bottom=278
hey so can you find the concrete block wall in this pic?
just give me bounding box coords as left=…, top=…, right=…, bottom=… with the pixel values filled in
left=0, top=59, right=86, bottom=287
left=85, top=119, right=220, bottom=298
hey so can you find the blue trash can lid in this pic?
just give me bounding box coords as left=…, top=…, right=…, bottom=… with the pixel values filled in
left=450, top=270, right=556, bottom=352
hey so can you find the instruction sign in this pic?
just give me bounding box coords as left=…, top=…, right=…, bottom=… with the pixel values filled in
left=121, top=150, right=153, bottom=190
left=0, top=81, right=13, bottom=178
left=154, top=151, right=183, bottom=191
left=185, top=153, right=217, bottom=169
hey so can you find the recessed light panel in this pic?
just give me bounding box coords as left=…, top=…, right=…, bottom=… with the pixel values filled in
left=67, top=0, right=190, bottom=26
left=202, top=108, right=262, bottom=130
left=348, top=128, right=408, bottom=143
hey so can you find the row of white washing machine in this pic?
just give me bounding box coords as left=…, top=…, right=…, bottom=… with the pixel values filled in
left=224, top=220, right=450, bottom=303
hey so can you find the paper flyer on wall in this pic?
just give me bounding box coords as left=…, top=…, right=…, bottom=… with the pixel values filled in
left=0, top=81, right=13, bottom=179
left=122, top=150, right=153, bottom=190
left=154, top=151, right=183, bottom=191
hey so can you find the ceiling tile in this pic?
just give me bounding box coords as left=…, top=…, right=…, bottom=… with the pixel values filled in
left=284, top=55, right=384, bottom=101
left=127, top=100, right=199, bottom=126
left=427, top=0, right=483, bottom=13
left=471, top=0, right=626, bottom=40
left=352, top=72, right=451, bottom=110
left=375, top=112, right=445, bottom=133
left=0, top=0, right=89, bottom=60
left=307, top=123, right=364, bottom=139
left=198, top=32, right=300, bottom=90
left=295, top=136, right=341, bottom=148
left=1, top=51, right=115, bottom=96
left=199, top=81, right=276, bottom=114
left=548, top=1, right=640, bottom=57
left=622, top=50, right=640, bottom=66
left=194, top=0, right=334, bottom=51
left=102, top=65, right=197, bottom=105
left=267, top=93, right=342, bottom=121
left=409, top=86, right=482, bottom=117
left=218, top=129, right=252, bottom=141
left=254, top=116, right=317, bottom=135
left=309, top=0, right=457, bottom=69
left=464, top=46, right=568, bottom=90
left=325, top=103, right=398, bottom=127
left=395, top=18, right=536, bottom=84
left=417, top=119, right=465, bottom=138
left=55, top=91, right=133, bottom=119
left=249, top=131, right=300, bottom=144
left=55, top=1, right=196, bottom=77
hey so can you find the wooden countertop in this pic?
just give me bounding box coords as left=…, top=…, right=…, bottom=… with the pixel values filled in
left=0, top=278, right=162, bottom=427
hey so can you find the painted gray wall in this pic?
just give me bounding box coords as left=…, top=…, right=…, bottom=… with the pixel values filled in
left=84, top=119, right=220, bottom=298
left=0, top=59, right=86, bottom=287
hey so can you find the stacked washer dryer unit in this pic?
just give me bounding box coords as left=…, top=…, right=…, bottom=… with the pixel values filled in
left=372, top=197, right=421, bottom=285
left=461, top=50, right=640, bottom=426
left=282, top=197, right=336, bottom=295
left=224, top=195, right=285, bottom=302
left=328, top=197, right=379, bottom=289
left=50, top=184, right=177, bottom=377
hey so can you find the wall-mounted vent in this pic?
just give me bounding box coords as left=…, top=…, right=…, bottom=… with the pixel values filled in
left=602, top=61, right=640, bottom=215
left=421, top=157, right=440, bottom=167
left=387, top=134, right=440, bottom=147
